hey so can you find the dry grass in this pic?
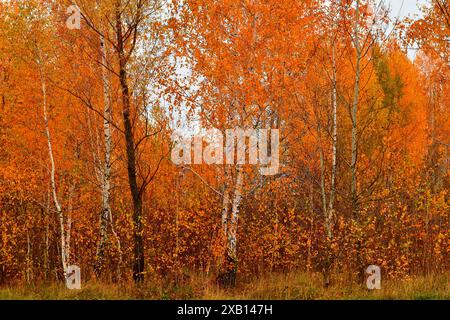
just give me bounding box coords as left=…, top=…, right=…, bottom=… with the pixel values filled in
left=0, top=272, right=448, bottom=300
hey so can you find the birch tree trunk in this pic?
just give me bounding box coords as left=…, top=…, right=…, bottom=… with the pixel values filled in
left=37, top=57, right=70, bottom=278
left=328, top=42, right=338, bottom=237
left=225, top=166, right=244, bottom=286
left=216, top=167, right=230, bottom=284
left=221, top=166, right=231, bottom=242
left=95, top=33, right=114, bottom=277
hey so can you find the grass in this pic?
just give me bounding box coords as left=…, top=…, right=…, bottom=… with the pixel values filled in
left=203, top=273, right=449, bottom=300
left=0, top=272, right=448, bottom=300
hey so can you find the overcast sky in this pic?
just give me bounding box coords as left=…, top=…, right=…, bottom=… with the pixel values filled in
left=385, top=0, right=430, bottom=59
left=387, top=0, right=430, bottom=20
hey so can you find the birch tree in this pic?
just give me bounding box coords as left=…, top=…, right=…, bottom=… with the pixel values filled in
left=36, top=47, right=71, bottom=278
left=77, top=0, right=168, bottom=282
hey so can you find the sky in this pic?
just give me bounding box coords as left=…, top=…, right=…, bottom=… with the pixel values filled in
left=386, top=0, right=430, bottom=59
left=387, top=0, right=429, bottom=20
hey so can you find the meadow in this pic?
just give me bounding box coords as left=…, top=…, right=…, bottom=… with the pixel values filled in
left=0, top=273, right=448, bottom=300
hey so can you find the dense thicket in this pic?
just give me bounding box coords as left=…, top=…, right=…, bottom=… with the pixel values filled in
left=0, top=0, right=448, bottom=286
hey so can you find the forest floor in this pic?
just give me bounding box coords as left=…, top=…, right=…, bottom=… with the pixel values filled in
left=0, top=272, right=448, bottom=300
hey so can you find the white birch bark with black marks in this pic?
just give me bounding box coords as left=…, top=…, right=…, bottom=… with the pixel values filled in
left=95, top=32, right=115, bottom=276
left=37, top=54, right=70, bottom=278
left=227, top=166, right=244, bottom=265
left=327, top=41, right=338, bottom=239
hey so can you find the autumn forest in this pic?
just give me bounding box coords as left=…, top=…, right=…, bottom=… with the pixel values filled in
left=0, top=0, right=448, bottom=300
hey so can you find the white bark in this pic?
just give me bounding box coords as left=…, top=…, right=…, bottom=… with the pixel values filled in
left=37, top=55, right=70, bottom=275
left=96, top=33, right=123, bottom=275
left=96, top=33, right=112, bottom=256
left=100, top=33, right=112, bottom=221
left=221, top=166, right=231, bottom=237
left=227, top=166, right=244, bottom=261
left=327, top=42, right=338, bottom=239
